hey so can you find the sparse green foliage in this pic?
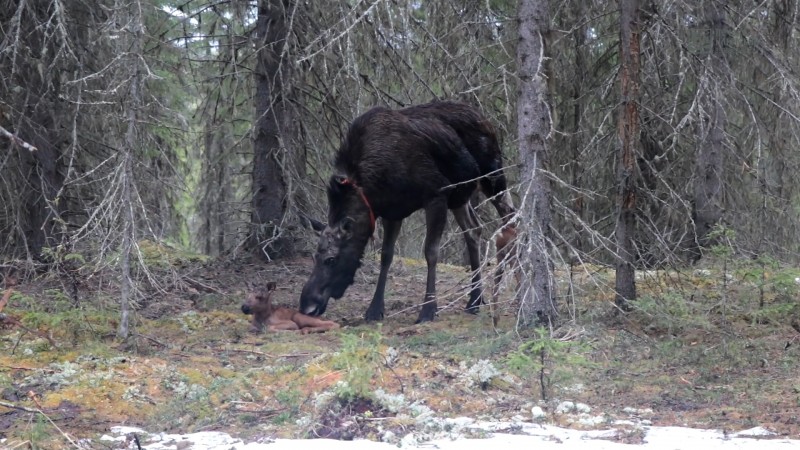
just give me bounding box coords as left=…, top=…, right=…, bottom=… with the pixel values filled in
left=20, top=309, right=116, bottom=347
left=40, top=246, right=87, bottom=267
left=505, top=328, right=593, bottom=400
left=706, top=225, right=736, bottom=259
left=24, top=414, right=53, bottom=449
left=273, top=388, right=302, bottom=424
left=634, top=292, right=712, bottom=335
left=330, top=328, right=384, bottom=402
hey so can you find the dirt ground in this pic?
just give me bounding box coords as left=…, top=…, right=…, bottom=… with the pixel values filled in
left=1, top=251, right=799, bottom=447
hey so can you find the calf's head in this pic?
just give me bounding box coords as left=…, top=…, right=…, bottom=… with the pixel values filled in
left=242, top=281, right=276, bottom=331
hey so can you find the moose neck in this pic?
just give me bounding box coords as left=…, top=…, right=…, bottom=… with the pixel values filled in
left=341, top=194, right=376, bottom=265
left=354, top=186, right=376, bottom=236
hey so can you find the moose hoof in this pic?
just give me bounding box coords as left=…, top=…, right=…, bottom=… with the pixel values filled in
left=364, top=309, right=384, bottom=322
left=465, top=305, right=480, bottom=315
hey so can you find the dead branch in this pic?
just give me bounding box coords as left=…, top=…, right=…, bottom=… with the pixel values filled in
left=0, top=401, right=81, bottom=448
left=0, top=125, right=37, bottom=152
left=220, top=347, right=316, bottom=359
left=183, top=276, right=225, bottom=295
left=0, top=364, right=49, bottom=371
left=0, top=400, right=40, bottom=413
left=133, top=332, right=170, bottom=348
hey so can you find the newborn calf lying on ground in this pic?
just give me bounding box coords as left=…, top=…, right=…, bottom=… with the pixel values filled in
left=241, top=282, right=340, bottom=334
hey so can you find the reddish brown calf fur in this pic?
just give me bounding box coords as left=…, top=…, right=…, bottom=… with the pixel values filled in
left=242, top=282, right=340, bottom=334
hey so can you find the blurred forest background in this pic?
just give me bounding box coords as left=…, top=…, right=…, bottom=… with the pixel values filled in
left=1, top=0, right=799, bottom=329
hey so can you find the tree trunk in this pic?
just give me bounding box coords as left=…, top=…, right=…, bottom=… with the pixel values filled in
left=570, top=0, right=587, bottom=257
left=200, top=116, right=233, bottom=257
left=251, top=0, right=295, bottom=259
left=6, top=1, right=68, bottom=260
left=22, top=119, right=64, bottom=259
left=117, top=0, right=146, bottom=340
left=691, top=2, right=726, bottom=261
left=614, top=0, right=640, bottom=310
left=516, top=0, right=557, bottom=327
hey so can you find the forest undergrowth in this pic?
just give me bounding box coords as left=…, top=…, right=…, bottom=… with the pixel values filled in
left=1, top=245, right=799, bottom=448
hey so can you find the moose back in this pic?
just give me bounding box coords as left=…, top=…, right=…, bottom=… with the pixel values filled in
left=299, top=101, right=516, bottom=323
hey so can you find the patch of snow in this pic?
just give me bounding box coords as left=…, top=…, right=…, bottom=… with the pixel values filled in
left=577, top=414, right=606, bottom=427
left=732, top=426, right=778, bottom=438
left=531, top=406, right=546, bottom=419
left=444, top=416, right=475, bottom=429
left=98, top=420, right=800, bottom=450
left=555, top=400, right=575, bottom=414
left=574, top=402, right=591, bottom=413
left=399, top=433, right=417, bottom=448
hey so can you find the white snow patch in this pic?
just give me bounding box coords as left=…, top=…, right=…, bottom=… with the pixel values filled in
left=733, top=426, right=778, bottom=438
left=99, top=422, right=800, bottom=450
left=531, top=406, right=546, bottom=419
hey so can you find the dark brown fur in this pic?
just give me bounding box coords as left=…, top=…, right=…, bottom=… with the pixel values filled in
left=242, top=282, right=340, bottom=334
left=300, top=101, right=516, bottom=323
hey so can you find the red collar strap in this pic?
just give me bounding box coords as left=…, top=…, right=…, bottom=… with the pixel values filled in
left=340, top=178, right=376, bottom=236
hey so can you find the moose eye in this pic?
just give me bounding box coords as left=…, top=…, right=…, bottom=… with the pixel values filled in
left=324, top=256, right=336, bottom=266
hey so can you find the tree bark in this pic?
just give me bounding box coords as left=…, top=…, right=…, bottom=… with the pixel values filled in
left=570, top=0, right=587, bottom=257
left=691, top=2, right=726, bottom=261
left=4, top=1, right=68, bottom=259
left=200, top=116, right=233, bottom=257
left=614, top=0, right=640, bottom=310
left=117, top=0, right=146, bottom=340
left=251, top=0, right=295, bottom=259
left=516, top=0, right=557, bottom=327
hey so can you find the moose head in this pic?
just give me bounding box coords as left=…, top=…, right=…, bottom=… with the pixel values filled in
left=299, top=175, right=374, bottom=316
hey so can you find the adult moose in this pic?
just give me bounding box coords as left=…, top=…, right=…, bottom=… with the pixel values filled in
left=300, top=101, right=515, bottom=323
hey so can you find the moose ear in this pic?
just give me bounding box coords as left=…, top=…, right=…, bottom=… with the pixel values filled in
left=266, top=281, right=276, bottom=291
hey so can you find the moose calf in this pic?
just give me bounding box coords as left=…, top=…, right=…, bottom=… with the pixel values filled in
left=242, top=282, right=340, bottom=334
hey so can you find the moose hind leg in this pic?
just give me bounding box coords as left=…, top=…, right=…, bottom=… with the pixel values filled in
left=365, top=219, right=402, bottom=321
left=417, top=199, right=448, bottom=323
left=452, top=205, right=483, bottom=313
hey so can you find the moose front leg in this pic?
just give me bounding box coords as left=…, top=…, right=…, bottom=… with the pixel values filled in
left=417, top=200, right=448, bottom=323
left=365, top=219, right=402, bottom=321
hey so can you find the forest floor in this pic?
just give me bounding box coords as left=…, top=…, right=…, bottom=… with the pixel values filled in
left=1, top=242, right=800, bottom=448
